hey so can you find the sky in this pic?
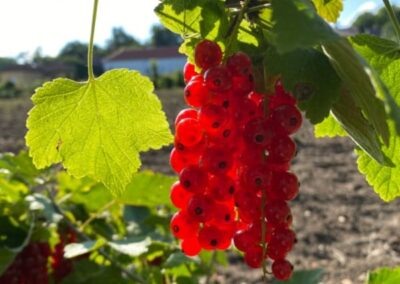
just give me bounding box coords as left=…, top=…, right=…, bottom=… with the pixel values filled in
left=0, top=0, right=400, bottom=59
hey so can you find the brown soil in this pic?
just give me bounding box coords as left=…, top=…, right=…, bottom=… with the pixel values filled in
left=1, top=90, right=399, bottom=284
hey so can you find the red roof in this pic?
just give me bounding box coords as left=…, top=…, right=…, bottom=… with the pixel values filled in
left=105, top=46, right=184, bottom=61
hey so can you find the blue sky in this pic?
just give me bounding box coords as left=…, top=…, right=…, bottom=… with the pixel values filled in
left=0, top=0, right=399, bottom=58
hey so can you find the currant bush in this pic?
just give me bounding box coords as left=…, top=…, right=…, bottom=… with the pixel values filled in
left=170, top=40, right=302, bottom=280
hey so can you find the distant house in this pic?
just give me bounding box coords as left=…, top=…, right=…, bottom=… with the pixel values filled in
left=0, top=65, right=45, bottom=89
left=103, top=47, right=186, bottom=75
left=0, top=63, right=73, bottom=90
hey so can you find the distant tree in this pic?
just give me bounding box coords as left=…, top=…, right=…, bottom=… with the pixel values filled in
left=353, top=6, right=400, bottom=40
left=150, top=25, right=182, bottom=47
left=105, top=27, right=141, bottom=53
left=58, top=41, right=104, bottom=80
left=0, top=57, right=17, bottom=69
left=31, top=48, right=56, bottom=65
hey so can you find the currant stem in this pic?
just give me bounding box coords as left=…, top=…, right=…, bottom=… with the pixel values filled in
left=88, top=0, right=99, bottom=81
left=261, top=184, right=268, bottom=279
left=225, top=0, right=252, bottom=57
left=382, top=0, right=400, bottom=43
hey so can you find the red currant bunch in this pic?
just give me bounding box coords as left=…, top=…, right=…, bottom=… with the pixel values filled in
left=170, top=40, right=302, bottom=281
left=0, top=242, right=51, bottom=284
left=51, top=229, right=77, bottom=283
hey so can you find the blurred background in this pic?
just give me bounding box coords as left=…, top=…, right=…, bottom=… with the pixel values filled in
left=1, top=1, right=400, bottom=283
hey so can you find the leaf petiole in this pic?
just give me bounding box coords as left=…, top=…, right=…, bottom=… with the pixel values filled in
left=88, top=0, right=99, bottom=81
left=382, top=0, right=400, bottom=44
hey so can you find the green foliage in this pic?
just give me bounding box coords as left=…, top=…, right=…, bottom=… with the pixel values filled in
left=312, top=0, right=343, bottom=23
left=366, top=267, right=400, bottom=284
left=271, top=0, right=339, bottom=53
left=314, top=114, right=346, bottom=137
left=322, top=39, right=390, bottom=146
left=0, top=81, right=22, bottom=99
left=265, top=47, right=341, bottom=123
left=273, top=269, right=324, bottom=284
left=26, top=69, right=173, bottom=195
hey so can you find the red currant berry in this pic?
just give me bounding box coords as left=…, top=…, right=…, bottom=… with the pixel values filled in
left=211, top=202, right=236, bottom=229
left=175, top=118, right=203, bottom=147
left=199, top=104, right=228, bottom=133
left=265, top=200, right=292, bottom=226
left=179, top=165, right=207, bottom=194
left=170, top=181, right=193, bottom=209
left=187, top=194, right=215, bottom=223
left=170, top=211, right=199, bottom=239
left=181, top=237, right=202, bottom=257
left=270, top=104, right=302, bottom=135
left=270, top=227, right=296, bottom=252
left=204, top=65, right=232, bottom=92
left=269, top=172, right=299, bottom=201
left=184, top=76, right=210, bottom=107
left=272, top=259, right=293, bottom=280
left=183, top=62, right=198, bottom=83
left=243, top=118, right=274, bottom=147
left=175, top=109, right=198, bottom=126
left=195, top=40, right=222, bottom=70
left=201, top=147, right=233, bottom=175
left=207, top=174, right=236, bottom=202
left=170, top=147, right=198, bottom=174
left=244, top=245, right=264, bottom=268
left=198, top=225, right=230, bottom=250
left=226, top=52, right=252, bottom=76
left=234, top=229, right=258, bottom=252
left=240, top=165, right=271, bottom=193
left=267, top=135, right=296, bottom=163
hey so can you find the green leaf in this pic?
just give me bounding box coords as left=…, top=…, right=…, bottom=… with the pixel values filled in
left=118, top=171, right=177, bottom=208
left=357, top=60, right=400, bottom=201
left=271, top=0, right=339, bottom=53
left=155, top=0, right=228, bottom=40
left=322, top=39, right=390, bottom=145
left=350, top=34, right=400, bottom=74
left=273, top=269, right=324, bottom=284
left=164, top=251, right=198, bottom=268
left=366, top=267, right=400, bottom=284
left=331, top=90, right=388, bottom=165
left=0, top=151, right=42, bottom=185
left=350, top=34, right=400, bottom=134
left=312, top=0, right=343, bottom=23
left=314, top=114, right=346, bottom=137
left=26, top=69, right=173, bottom=195
left=108, top=237, right=151, bottom=257
left=62, top=259, right=130, bottom=284
left=64, top=240, right=105, bottom=259
left=265, top=47, right=341, bottom=123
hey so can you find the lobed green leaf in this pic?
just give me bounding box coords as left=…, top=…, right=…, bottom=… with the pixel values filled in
left=314, top=114, right=346, bottom=138
left=26, top=69, right=173, bottom=195
left=366, top=267, right=400, bottom=284
left=312, top=0, right=343, bottom=23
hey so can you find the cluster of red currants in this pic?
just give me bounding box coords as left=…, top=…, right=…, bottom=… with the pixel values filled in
left=0, top=242, right=51, bottom=284
left=0, top=230, right=78, bottom=284
left=169, top=40, right=302, bottom=280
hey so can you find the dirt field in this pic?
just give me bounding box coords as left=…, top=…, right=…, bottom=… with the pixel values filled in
left=1, top=90, right=399, bottom=284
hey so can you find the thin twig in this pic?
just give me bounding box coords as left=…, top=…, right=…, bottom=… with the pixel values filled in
left=79, top=200, right=116, bottom=230
left=205, top=251, right=217, bottom=284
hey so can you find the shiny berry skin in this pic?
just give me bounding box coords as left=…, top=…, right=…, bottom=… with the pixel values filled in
left=170, top=181, right=193, bottom=208
left=204, top=65, right=232, bottom=92
left=226, top=52, right=252, bottom=76
left=184, top=77, right=210, bottom=107
left=269, top=171, right=299, bottom=201
left=243, top=118, right=274, bottom=147
left=195, top=40, right=222, bottom=70
left=268, top=135, right=296, bottom=163
left=175, top=109, right=198, bottom=126
left=170, top=211, right=199, bottom=239
left=244, top=245, right=264, bottom=268
left=207, top=174, right=236, bottom=202
left=270, top=227, right=296, bottom=252
left=201, top=147, right=233, bottom=175
left=187, top=194, right=215, bottom=223
left=270, top=104, right=302, bottom=135
left=248, top=220, right=275, bottom=244
left=175, top=118, right=203, bottom=147
left=199, top=104, right=228, bottom=133
left=265, top=200, right=292, bottom=226
left=181, top=237, right=202, bottom=256
left=179, top=165, right=208, bottom=194
left=272, top=259, right=294, bottom=280
left=170, top=148, right=198, bottom=174
left=183, top=62, right=198, bottom=83
left=198, top=225, right=230, bottom=250
left=211, top=202, right=236, bottom=229
left=234, top=229, right=257, bottom=252
left=240, top=165, right=271, bottom=193
left=232, top=74, right=254, bottom=96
